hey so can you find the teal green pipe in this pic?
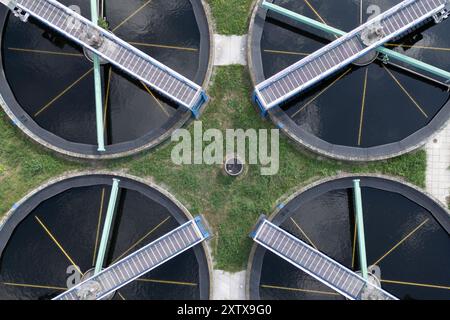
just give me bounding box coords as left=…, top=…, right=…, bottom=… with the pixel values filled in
left=94, top=178, right=120, bottom=274
left=377, top=46, right=450, bottom=80
left=262, top=1, right=346, bottom=37
left=352, top=179, right=368, bottom=280
left=90, top=0, right=106, bottom=152
left=262, top=1, right=450, bottom=81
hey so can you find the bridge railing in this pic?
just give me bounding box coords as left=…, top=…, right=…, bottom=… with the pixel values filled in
left=251, top=217, right=398, bottom=300
left=53, top=216, right=210, bottom=300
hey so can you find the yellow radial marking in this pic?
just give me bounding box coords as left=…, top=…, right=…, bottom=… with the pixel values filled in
left=141, top=81, right=170, bottom=117
left=137, top=278, right=197, bottom=286
left=35, top=216, right=83, bottom=275
left=358, top=68, right=369, bottom=146
left=385, top=43, right=450, bottom=52
left=128, top=41, right=197, bottom=52
left=290, top=217, right=318, bottom=250
left=2, top=282, right=66, bottom=291
left=92, top=188, right=106, bottom=265
left=263, top=49, right=310, bottom=56
left=381, top=279, right=450, bottom=291
left=372, top=218, right=429, bottom=266
left=261, top=284, right=339, bottom=296
left=292, top=68, right=352, bottom=117
left=112, top=0, right=153, bottom=32
left=34, top=68, right=93, bottom=117
left=383, top=65, right=428, bottom=119
left=112, top=216, right=171, bottom=264
left=8, top=47, right=83, bottom=57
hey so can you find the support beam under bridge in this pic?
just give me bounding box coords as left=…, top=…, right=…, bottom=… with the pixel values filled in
left=90, top=0, right=105, bottom=152
left=94, top=178, right=120, bottom=275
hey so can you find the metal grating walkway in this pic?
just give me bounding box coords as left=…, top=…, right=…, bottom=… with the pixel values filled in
left=7, top=0, right=207, bottom=116
left=53, top=216, right=210, bottom=300
left=254, top=0, right=448, bottom=113
left=251, top=218, right=398, bottom=300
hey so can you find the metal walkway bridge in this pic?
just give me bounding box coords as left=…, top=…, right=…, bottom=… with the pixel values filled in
left=254, top=0, right=449, bottom=114
left=53, top=216, right=210, bottom=300
left=4, top=0, right=207, bottom=117
left=251, top=217, right=398, bottom=300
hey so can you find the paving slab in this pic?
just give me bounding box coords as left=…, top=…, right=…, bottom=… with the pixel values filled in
left=212, top=270, right=246, bottom=300
left=213, top=34, right=247, bottom=66
left=426, top=122, right=450, bottom=207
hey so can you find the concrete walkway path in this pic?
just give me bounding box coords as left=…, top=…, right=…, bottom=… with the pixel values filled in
left=426, top=122, right=450, bottom=207
left=213, top=35, right=247, bottom=66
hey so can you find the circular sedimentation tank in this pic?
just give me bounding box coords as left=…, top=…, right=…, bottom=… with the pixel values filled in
left=249, top=0, right=450, bottom=161
left=248, top=175, right=450, bottom=300
left=0, top=0, right=212, bottom=158
left=0, top=173, right=211, bottom=300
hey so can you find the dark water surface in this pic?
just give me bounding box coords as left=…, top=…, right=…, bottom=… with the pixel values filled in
left=2, top=0, right=201, bottom=146
left=0, top=185, right=206, bottom=300
left=258, top=186, right=450, bottom=300
left=261, top=0, right=450, bottom=148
